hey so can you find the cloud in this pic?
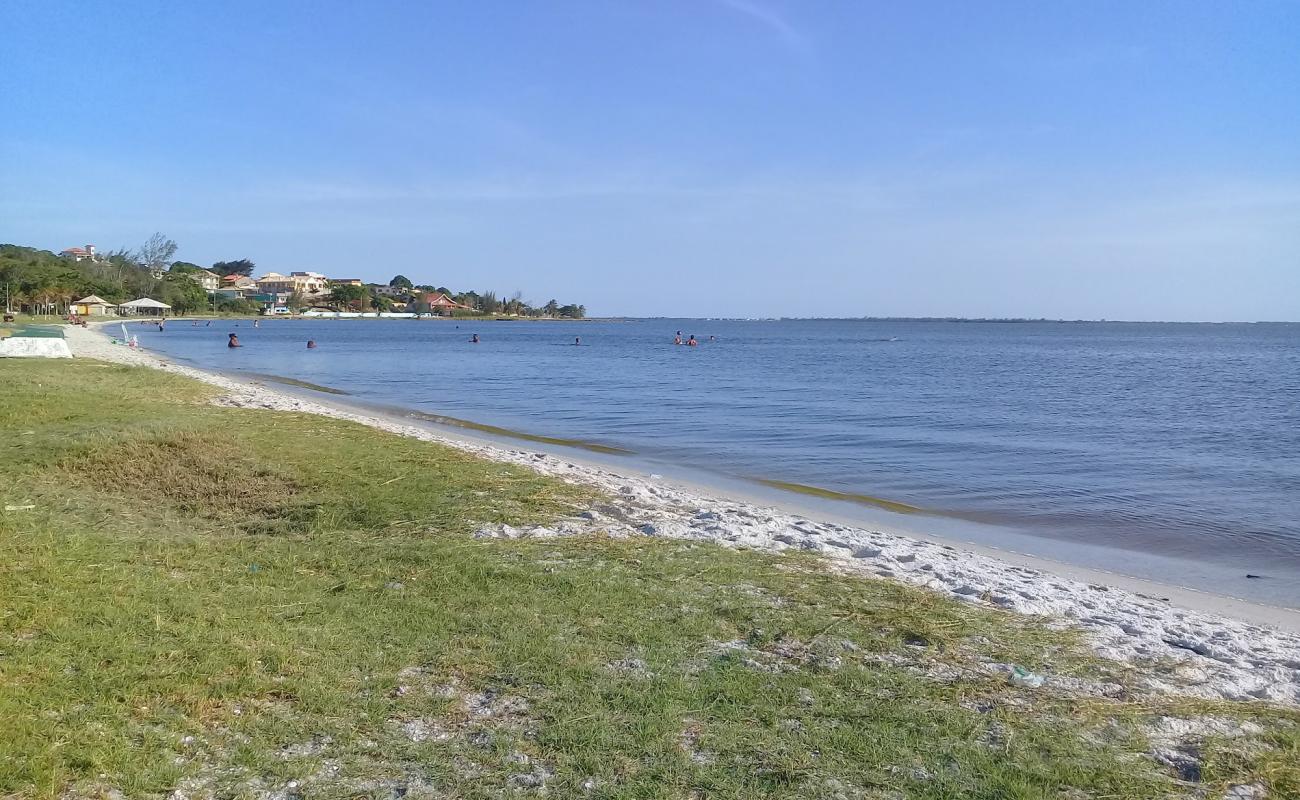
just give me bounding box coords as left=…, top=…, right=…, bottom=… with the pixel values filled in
left=715, top=0, right=808, bottom=52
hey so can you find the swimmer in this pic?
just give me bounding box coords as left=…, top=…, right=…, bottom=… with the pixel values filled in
left=574, top=337, right=581, bottom=345
left=673, top=335, right=682, bottom=345
left=306, top=339, right=317, bottom=349
left=470, top=333, right=480, bottom=344
left=709, top=335, right=716, bottom=342
left=687, top=335, right=698, bottom=346
left=227, top=333, right=241, bottom=348
left=253, top=319, right=260, bottom=328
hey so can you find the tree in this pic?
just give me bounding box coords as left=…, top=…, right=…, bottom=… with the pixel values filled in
left=161, top=274, right=209, bottom=314
left=217, top=297, right=259, bottom=315
left=543, top=299, right=559, bottom=316
left=329, top=284, right=369, bottom=312
left=479, top=290, right=499, bottom=314
left=558, top=303, right=586, bottom=319
left=211, top=259, right=256, bottom=277
left=169, top=261, right=203, bottom=273
left=287, top=290, right=307, bottom=311
left=389, top=274, right=413, bottom=289
left=135, top=233, right=178, bottom=276
left=371, top=294, right=395, bottom=312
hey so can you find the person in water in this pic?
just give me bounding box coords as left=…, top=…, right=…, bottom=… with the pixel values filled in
left=673, top=335, right=682, bottom=345
left=687, top=335, right=698, bottom=346
left=227, top=333, right=241, bottom=348
left=470, top=333, right=480, bottom=343
left=709, top=335, right=716, bottom=342
left=574, top=337, right=581, bottom=346
left=306, top=339, right=317, bottom=349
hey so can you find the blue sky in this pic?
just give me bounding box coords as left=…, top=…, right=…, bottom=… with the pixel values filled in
left=2, top=1, right=1297, bottom=319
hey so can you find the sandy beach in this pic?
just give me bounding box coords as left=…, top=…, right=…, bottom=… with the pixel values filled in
left=64, top=323, right=1300, bottom=707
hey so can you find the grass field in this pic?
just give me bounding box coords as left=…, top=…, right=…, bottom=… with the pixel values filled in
left=2, top=360, right=1296, bottom=799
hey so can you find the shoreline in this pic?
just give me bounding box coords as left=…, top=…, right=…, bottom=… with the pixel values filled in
left=64, top=323, right=1300, bottom=705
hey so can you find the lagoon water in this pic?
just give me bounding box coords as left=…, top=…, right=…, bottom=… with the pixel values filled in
left=137, top=318, right=1300, bottom=603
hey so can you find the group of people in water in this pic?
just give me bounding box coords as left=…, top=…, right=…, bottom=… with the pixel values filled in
left=673, top=330, right=716, bottom=346
left=218, top=325, right=715, bottom=350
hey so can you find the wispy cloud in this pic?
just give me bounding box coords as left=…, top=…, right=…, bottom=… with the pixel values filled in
left=715, top=0, right=808, bottom=52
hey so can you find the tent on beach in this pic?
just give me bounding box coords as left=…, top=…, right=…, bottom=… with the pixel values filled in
left=117, top=297, right=172, bottom=316
left=70, top=295, right=118, bottom=316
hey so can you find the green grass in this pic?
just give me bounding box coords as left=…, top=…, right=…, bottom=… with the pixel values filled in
left=2, top=361, right=1296, bottom=799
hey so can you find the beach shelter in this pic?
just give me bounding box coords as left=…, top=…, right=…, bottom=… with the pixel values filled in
left=118, top=297, right=172, bottom=316
left=70, top=295, right=118, bottom=316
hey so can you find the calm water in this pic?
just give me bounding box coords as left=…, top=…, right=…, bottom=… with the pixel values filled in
left=136, top=318, right=1300, bottom=601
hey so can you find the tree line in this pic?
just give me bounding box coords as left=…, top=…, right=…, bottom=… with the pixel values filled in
left=0, top=235, right=210, bottom=314
left=1, top=236, right=587, bottom=318
left=328, top=277, right=585, bottom=318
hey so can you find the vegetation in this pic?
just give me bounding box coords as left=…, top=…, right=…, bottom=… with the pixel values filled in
left=3, top=361, right=1296, bottom=799
left=0, top=239, right=207, bottom=315
left=211, top=259, right=256, bottom=277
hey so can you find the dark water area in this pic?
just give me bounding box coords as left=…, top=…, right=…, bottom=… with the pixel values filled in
left=135, top=317, right=1300, bottom=603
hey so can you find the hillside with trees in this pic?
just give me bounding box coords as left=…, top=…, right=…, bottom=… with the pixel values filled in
left=0, top=236, right=209, bottom=314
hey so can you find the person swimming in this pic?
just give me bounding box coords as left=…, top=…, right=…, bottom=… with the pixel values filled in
left=687, top=335, right=698, bottom=346
left=673, top=335, right=682, bottom=345
left=470, top=333, right=480, bottom=343
left=574, top=337, right=581, bottom=345
left=227, top=333, right=241, bottom=348
left=306, top=339, right=316, bottom=349
left=709, top=335, right=716, bottom=342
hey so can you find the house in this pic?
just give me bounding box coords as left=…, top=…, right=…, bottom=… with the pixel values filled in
left=372, top=284, right=409, bottom=298
left=257, top=271, right=329, bottom=296
left=331, top=278, right=364, bottom=287
left=221, top=275, right=259, bottom=291
left=60, top=244, right=100, bottom=263
left=418, top=292, right=472, bottom=315
left=70, top=295, right=117, bottom=316
left=188, top=269, right=220, bottom=292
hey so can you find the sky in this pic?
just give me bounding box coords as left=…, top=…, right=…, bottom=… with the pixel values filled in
left=2, top=1, right=1297, bottom=320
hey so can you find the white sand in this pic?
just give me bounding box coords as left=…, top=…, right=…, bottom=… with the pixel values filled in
left=64, top=324, right=1300, bottom=706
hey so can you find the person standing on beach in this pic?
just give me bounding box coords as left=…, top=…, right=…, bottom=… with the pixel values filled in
left=228, top=333, right=241, bottom=348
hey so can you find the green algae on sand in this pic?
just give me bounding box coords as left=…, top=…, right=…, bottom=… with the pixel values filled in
left=756, top=478, right=922, bottom=514
left=406, top=409, right=632, bottom=455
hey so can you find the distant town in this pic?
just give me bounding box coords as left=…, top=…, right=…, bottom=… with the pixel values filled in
left=1, top=234, right=587, bottom=319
